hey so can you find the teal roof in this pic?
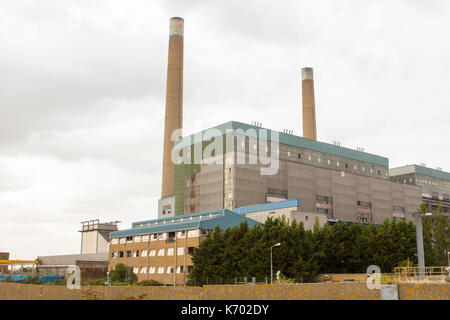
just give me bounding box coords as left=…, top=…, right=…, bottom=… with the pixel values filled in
left=174, top=121, right=388, bottom=167
left=234, top=199, right=300, bottom=214
left=109, top=209, right=260, bottom=238
left=390, top=164, right=450, bottom=181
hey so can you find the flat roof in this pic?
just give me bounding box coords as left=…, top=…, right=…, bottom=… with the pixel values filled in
left=109, top=209, right=260, bottom=238
left=174, top=121, right=389, bottom=167
left=389, top=164, right=450, bottom=181
left=233, top=199, right=300, bottom=214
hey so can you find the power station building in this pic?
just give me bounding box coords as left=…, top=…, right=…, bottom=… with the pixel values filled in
left=163, top=121, right=422, bottom=224
left=390, top=164, right=450, bottom=213
left=154, top=16, right=424, bottom=225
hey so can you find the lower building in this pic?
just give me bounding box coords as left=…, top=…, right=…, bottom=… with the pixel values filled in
left=108, top=209, right=259, bottom=285
left=390, top=164, right=450, bottom=213
left=0, top=252, right=10, bottom=274
left=37, top=253, right=109, bottom=282
left=233, top=199, right=327, bottom=229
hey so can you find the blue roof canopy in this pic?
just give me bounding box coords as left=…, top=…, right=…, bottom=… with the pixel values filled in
left=110, top=209, right=260, bottom=238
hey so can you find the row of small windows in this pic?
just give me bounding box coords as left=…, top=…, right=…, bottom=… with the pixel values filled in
left=112, top=247, right=195, bottom=258
left=116, top=230, right=209, bottom=243
left=394, top=177, right=441, bottom=187
left=285, top=151, right=385, bottom=176
left=132, top=265, right=193, bottom=275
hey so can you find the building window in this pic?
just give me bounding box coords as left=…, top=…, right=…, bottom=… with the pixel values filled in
left=133, top=250, right=139, bottom=258
left=305, top=216, right=308, bottom=221
left=141, top=250, right=148, bottom=257
left=327, top=159, right=331, bottom=165
left=187, top=266, right=193, bottom=274
left=162, top=205, right=171, bottom=215
left=362, top=167, right=365, bottom=172
left=177, top=266, right=184, bottom=274
left=318, top=158, right=321, bottom=163
left=157, top=266, right=164, bottom=274
left=177, top=247, right=184, bottom=256
left=126, top=250, right=131, bottom=258
left=167, top=248, right=174, bottom=256
left=188, top=247, right=195, bottom=255
left=287, top=151, right=291, bottom=157
left=149, top=267, right=156, bottom=274
left=149, top=249, right=156, bottom=257
left=392, top=206, right=405, bottom=213
left=345, top=163, right=348, bottom=168
left=167, top=266, right=174, bottom=274
left=119, top=251, right=124, bottom=258
left=298, top=153, right=301, bottom=159
left=158, top=249, right=165, bottom=256
left=140, top=267, right=147, bottom=274
left=358, top=214, right=371, bottom=224
left=354, top=165, right=357, bottom=170
left=336, top=161, right=340, bottom=167
left=357, top=200, right=372, bottom=209
left=126, top=236, right=133, bottom=241
left=133, top=267, right=139, bottom=274
left=378, top=170, right=381, bottom=176
left=308, top=155, right=312, bottom=161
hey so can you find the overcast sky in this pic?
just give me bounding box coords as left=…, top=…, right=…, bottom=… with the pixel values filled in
left=1, top=0, right=449, bottom=259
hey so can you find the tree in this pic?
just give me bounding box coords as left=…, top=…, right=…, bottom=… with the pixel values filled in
left=110, top=263, right=137, bottom=284
left=420, top=202, right=436, bottom=266
left=187, top=216, right=420, bottom=284
left=432, top=202, right=449, bottom=266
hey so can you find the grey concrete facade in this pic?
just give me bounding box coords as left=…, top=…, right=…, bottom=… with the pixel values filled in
left=390, top=164, right=450, bottom=213
left=179, top=131, right=421, bottom=224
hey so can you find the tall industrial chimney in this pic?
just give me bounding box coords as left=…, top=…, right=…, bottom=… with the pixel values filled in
left=161, top=17, right=184, bottom=199
left=302, top=67, right=317, bottom=141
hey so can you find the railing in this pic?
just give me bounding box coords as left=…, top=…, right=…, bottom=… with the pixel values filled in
left=393, top=266, right=450, bottom=277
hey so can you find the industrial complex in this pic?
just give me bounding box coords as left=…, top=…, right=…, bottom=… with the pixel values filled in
left=1, top=16, right=448, bottom=288
left=103, top=16, right=448, bottom=285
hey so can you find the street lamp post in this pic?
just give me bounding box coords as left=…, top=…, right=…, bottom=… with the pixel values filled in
left=412, top=210, right=449, bottom=277
left=412, top=210, right=426, bottom=277
left=271, top=243, right=281, bottom=284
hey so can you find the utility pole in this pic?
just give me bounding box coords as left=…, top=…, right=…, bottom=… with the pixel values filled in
left=413, top=210, right=450, bottom=277
left=413, top=210, right=425, bottom=277
left=270, top=243, right=281, bottom=284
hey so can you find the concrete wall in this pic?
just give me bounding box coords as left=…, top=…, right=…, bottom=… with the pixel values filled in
left=0, top=283, right=448, bottom=300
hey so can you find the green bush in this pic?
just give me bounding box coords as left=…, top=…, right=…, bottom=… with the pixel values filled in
left=138, top=279, right=162, bottom=286
left=87, top=278, right=107, bottom=286
left=110, top=263, right=138, bottom=284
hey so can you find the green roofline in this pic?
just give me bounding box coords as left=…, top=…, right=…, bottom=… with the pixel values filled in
left=174, top=121, right=389, bottom=167
left=110, top=209, right=260, bottom=238
left=390, top=164, right=450, bottom=181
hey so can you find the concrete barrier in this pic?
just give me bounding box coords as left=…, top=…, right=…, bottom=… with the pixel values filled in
left=0, top=282, right=448, bottom=300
